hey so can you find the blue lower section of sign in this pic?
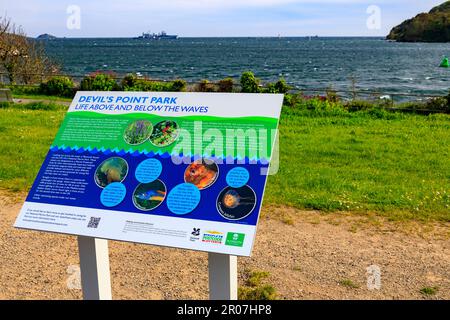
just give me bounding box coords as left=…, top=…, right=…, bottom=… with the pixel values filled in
left=26, top=148, right=269, bottom=226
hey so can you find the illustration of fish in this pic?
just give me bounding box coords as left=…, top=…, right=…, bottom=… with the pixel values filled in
left=185, top=161, right=218, bottom=190
left=135, top=190, right=166, bottom=201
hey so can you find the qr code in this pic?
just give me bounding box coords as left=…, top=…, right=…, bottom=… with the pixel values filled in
left=87, top=217, right=101, bottom=228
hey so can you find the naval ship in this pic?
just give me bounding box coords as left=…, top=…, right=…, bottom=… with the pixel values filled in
left=134, top=31, right=178, bottom=40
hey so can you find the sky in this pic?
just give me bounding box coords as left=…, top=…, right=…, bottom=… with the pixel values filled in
left=0, top=0, right=446, bottom=37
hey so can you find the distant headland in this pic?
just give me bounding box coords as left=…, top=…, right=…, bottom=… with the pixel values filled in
left=387, top=1, right=450, bottom=43
left=36, top=33, right=57, bottom=40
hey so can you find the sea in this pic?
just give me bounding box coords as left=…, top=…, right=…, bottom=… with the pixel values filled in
left=43, top=37, right=449, bottom=100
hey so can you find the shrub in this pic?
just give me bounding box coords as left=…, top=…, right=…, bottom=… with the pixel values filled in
left=8, top=85, right=41, bottom=96
left=121, top=74, right=138, bottom=89
left=344, top=100, right=375, bottom=111
left=81, top=73, right=118, bottom=91
left=339, top=279, right=360, bottom=289
left=264, top=78, right=291, bottom=94
left=283, top=93, right=302, bottom=107
left=238, top=285, right=277, bottom=300
left=218, top=77, right=234, bottom=92
left=274, top=78, right=290, bottom=94
left=240, top=71, right=259, bottom=93
left=0, top=102, right=11, bottom=109
left=425, top=96, right=449, bottom=113
left=326, top=87, right=339, bottom=103
left=264, top=83, right=277, bottom=93
left=238, top=270, right=277, bottom=300
left=420, top=286, right=438, bottom=296
left=170, top=79, right=186, bottom=92
left=196, top=79, right=215, bottom=92
left=364, top=107, right=399, bottom=120
left=40, top=76, right=74, bottom=97
left=122, top=76, right=186, bottom=92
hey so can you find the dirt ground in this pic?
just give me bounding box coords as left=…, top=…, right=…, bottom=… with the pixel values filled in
left=0, top=191, right=448, bottom=300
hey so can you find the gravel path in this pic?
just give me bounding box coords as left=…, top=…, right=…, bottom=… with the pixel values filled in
left=0, top=192, right=448, bottom=300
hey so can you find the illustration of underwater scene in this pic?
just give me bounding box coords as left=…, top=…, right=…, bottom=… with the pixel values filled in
left=217, top=186, right=256, bottom=220
left=184, top=158, right=219, bottom=190
left=133, top=180, right=167, bottom=211
left=94, top=157, right=129, bottom=188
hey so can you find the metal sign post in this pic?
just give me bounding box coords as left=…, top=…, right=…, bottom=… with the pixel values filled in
left=77, top=236, right=112, bottom=300
left=208, top=253, right=238, bottom=300
left=77, top=239, right=237, bottom=300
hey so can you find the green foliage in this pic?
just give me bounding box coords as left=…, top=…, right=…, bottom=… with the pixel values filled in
left=218, top=77, right=234, bottom=92
left=122, top=76, right=186, bottom=92
left=425, top=96, right=450, bottom=113
left=238, top=285, right=277, bottom=300
left=345, top=100, right=377, bottom=111
left=11, top=101, right=66, bottom=111
left=292, top=97, right=348, bottom=116
left=171, top=79, right=187, bottom=92
left=40, top=76, right=74, bottom=97
left=240, top=71, right=260, bottom=93
left=247, top=271, right=271, bottom=287
left=0, top=102, right=11, bottom=109
left=0, top=101, right=66, bottom=111
left=121, top=73, right=138, bottom=89
left=420, top=286, right=439, bottom=296
left=274, top=78, right=291, bottom=94
left=264, top=78, right=291, bottom=94
left=283, top=93, right=302, bottom=107
left=8, top=85, right=41, bottom=96
left=339, top=279, right=360, bottom=289
left=238, top=270, right=277, bottom=300
left=387, top=2, right=450, bottom=42
left=326, top=87, right=340, bottom=103
left=80, top=73, right=119, bottom=91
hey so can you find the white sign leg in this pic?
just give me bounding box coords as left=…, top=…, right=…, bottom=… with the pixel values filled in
left=208, top=253, right=238, bottom=300
left=77, top=236, right=112, bottom=300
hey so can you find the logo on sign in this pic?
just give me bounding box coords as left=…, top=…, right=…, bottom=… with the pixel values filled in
left=190, top=228, right=201, bottom=242
left=202, top=231, right=224, bottom=244
left=225, top=232, right=245, bottom=247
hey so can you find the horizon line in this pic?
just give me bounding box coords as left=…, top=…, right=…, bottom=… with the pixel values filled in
left=34, top=35, right=387, bottom=39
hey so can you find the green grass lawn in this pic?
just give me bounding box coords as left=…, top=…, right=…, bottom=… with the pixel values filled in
left=0, top=102, right=449, bottom=222
left=265, top=107, right=449, bottom=221
left=0, top=103, right=66, bottom=192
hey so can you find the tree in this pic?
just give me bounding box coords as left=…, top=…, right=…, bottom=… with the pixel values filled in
left=240, top=71, right=260, bottom=93
left=0, top=16, right=58, bottom=84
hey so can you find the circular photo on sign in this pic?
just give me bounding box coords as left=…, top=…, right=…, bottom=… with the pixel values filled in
left=216, top=185, right=257, bottom=221
left=123, top=119, right=153, bottom=145
left=184, top=158, right=219, bottom=190
left=94, top=157, right=129, bottom=188
left=132, top=180, right=167, bottom=211
left=149, top=120, right=179, bottom=147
